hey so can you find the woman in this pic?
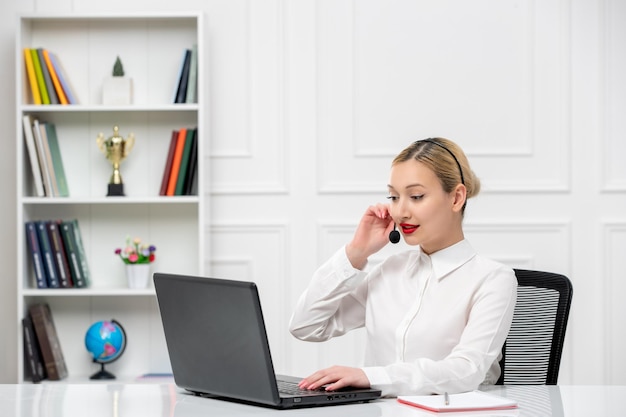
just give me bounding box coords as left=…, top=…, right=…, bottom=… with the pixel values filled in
left=289, top=138, right=517, bottom=397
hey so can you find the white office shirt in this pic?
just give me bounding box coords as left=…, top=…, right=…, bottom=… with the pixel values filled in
left=289, top=239, right=517, bottom=397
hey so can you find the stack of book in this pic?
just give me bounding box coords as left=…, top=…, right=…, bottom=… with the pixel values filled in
left=24, top=219, right=91, bottom=289
left=22, top=303, right=68, bottom=382
left=22, top=115, right=69, bottom=198
left=23, top=47, right=78, bottom=105
left=159, top=127, right=198, bottom=196
left=172, top=44, right=198, bottom=104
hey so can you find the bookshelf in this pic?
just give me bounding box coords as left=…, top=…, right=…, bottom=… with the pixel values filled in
left=15, top=13, right=205, bottom=382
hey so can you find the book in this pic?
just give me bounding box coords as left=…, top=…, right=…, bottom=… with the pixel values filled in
left=175, top=128, right=196, bottom=195
left=48, top=52, right=78, bottom=105
left=43, top=122, right=69, bottom=197
left=183, top=128, right=198, bottom=195
left=166, top=128, right=187, bottom=196
left=25, top=222, right=48, bottom=289
left=68, top=219, right=91, bottom=287
left=46, top=221, right=73, bottom=288
left=37, top=121, right=60, bottom=196
left=35, top=220, right=60, bottom=288
left=185, top=44, right=198, bottom=103
left=159, top=130, right=179, bottom=196
left=22, top=316, right=46, bottom=382
left=397, top=391, right=518, bottom=413
left=23, top=48, right=41, bottom=105
left=32, top=118, right=56, bottom=197
left=172, top=49, right=188, bottom=103
left=59, top=220, right=87, bottom=288
left=174, top=49, right=191, bottom=104
left=28, top=303, right=68, bottom=380
left=36, top=48, right=59, bottom=105
left=30, top=48, right=49, bottom=105
left=42, top=49, right=68, bottom=105
left=22, top=115, right=45, bottom=197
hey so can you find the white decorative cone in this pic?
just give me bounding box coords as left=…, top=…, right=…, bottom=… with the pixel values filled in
left=126, top=263, right=150, bottom=289
left=103, top=76, right=133, bottom=105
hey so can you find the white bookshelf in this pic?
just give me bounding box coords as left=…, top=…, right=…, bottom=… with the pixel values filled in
left=15, top=13, right=205, bottom=382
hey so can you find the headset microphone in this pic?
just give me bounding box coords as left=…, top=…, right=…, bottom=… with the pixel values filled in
left=389, top=224, right=400, bottom=244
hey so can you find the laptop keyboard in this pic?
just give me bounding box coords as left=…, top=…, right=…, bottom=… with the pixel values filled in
left=277, top=380, right=325, bottom=396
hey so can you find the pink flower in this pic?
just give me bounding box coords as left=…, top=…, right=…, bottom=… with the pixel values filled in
left=115, top=236, right=156, bottom=264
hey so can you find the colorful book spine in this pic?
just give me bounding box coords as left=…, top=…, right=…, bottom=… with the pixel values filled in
left=175, top=128, right=196, bottom=195
left=25, top=221, right=48, bottom=288
left=22, top=115, right=45, bottom=197
left=22, top=316, right=46, bottom=382
left=183, top=129, right=198, bottom=195
left=69, top=219, right=91, bottom=287
left=48, top=52, right=78, bottom=105
left=172, top=49, right=188, bottom=103
left=166, top=128, right=187, bottom=196
left=185, top=44, right=198, bottom=103
left=30, top=49, right=49, bottom=105
left=23, top=48, right=42, bottom=105
left=36, top=220, right=60, bottom=288
left=37, top=121, right=60, bottom=197
left=31, top=118, right=53, bottom=197
left=59, top=220, right=86, bottom=288
left=28, top=303, right=68, bottom=380
left=174, top=49, right=191, bottom=104
left=46, top=221, right=73, bottom=288
left=42, top=49, right=68, bottom=105
left=43, top=122, right=69, bottom=197
left=159, top=130, right=178, bottom=196
left=36, top=48, right=58, bottom=105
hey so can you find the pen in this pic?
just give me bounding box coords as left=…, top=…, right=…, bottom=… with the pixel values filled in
left=444, top=392, right=450, bottom=405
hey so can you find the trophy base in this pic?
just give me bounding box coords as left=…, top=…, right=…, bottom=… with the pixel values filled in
left=107, top=183, right=125, bottom=197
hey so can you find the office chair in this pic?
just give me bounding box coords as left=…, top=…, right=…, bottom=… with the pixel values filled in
left=496, top=269, right=573, bottom=385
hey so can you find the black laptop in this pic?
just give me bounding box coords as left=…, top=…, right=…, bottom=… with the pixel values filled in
left=153, top=273, right=382, bottom=409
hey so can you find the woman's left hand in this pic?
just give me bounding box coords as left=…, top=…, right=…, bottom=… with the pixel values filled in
left=298, top=365, right=370, bottom=391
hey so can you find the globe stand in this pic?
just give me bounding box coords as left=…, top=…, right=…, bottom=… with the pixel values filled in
left=90, top=362, right=116, bottom=380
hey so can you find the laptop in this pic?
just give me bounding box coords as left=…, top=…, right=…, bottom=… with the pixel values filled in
left=153, top=273, right=382, bottom=409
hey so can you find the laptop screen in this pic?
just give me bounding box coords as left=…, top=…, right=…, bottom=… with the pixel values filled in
left=154, top=274, right=281, bottom=405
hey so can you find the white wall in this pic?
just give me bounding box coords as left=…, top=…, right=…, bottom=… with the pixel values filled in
left=1, top=0, right=624, bottom=385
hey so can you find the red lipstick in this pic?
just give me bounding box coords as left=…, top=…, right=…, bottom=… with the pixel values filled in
left=400, top=223, right=419, bottom=235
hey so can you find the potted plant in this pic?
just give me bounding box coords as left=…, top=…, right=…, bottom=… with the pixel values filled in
left=102, top=56, right=133, bottom=105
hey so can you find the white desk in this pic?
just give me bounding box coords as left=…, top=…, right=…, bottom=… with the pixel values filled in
left=1, top=384, right=623, bottom=416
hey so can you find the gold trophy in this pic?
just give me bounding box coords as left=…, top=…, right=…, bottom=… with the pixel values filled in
left=96, top=126, right=135, bottom=196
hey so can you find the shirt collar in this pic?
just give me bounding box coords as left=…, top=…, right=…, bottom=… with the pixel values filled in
left=419, top=239, right=476, bottom=281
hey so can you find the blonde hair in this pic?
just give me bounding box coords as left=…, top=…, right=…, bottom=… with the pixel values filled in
left=392, top=138, right=481, bottom=207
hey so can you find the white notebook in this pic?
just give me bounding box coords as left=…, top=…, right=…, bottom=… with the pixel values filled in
left=398, top=390, right=518, bottom=413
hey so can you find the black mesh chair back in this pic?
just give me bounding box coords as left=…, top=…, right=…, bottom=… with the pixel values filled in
left=496, top=269, right=573, bottom=385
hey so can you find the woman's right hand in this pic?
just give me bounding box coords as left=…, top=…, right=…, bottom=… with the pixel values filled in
left=345, top=203, right=395, bottom=269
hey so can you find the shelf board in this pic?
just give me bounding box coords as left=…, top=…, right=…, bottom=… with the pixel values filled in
left=19, top=11, right=201, bottom=21
left=21, top=288, right=155, bottom=297
left=20, top=196, right=200, bottom=205
left=34, top=373, right=175, bottom=384
left=20, top=104, right=199, bottom=113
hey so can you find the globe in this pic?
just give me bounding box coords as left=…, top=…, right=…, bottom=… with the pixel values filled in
left=84, top=319, right=127, bottom=380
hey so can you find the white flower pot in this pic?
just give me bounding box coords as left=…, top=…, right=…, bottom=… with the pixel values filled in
left=103, top=77, right=133, bottom=105
left=126, top=263, right=150, bottom=289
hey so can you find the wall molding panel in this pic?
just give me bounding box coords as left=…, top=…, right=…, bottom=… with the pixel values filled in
left=602, top=221, right=626, bottom=384
left=316, top=0, right=571, bottom=195
left=601, top=0, right=626, bottom=192
left=208, top=223, right=292, bottom=371
left=210, top=0, right=289, bottom=195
